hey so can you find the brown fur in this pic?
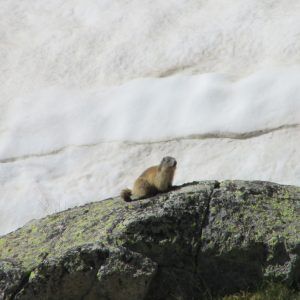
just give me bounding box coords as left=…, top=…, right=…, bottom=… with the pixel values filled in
left=120, top=188, right=132, bottom=202
left=121, top=157, right=177, bottom=202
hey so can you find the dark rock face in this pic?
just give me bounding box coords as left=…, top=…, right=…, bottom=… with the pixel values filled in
left=0, top=180, right=299, bottom=299
left=14, top=245, right=156, bottom=300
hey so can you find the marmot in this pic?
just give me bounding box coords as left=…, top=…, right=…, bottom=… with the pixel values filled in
left=121, top=156, right=177, bottom=202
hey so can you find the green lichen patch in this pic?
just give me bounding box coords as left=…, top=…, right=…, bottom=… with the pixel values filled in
left=201, top=180, right=300, bottom=293
left=0, top=199, right=125, bottom=270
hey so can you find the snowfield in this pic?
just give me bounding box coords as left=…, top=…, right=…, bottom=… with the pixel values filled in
left=2, top=69, right=300, bottom=159
left=1, top=0, right=300, bottom=235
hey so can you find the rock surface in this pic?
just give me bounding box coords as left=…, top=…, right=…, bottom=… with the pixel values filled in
left=0, top=180, right=299, bottom=299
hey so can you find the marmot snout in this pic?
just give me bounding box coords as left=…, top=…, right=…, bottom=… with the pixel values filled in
left=121, top=156, right=177, bottom=202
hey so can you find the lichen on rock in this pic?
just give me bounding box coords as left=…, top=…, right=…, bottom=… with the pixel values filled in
left=0, top=180, right=299, bottom=299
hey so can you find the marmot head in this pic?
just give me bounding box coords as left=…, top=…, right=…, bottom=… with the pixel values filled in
left=159, top=156, right=177, bottom=171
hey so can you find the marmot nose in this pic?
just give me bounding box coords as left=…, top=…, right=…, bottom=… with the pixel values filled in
left=173, top=160, right=177, bottom=167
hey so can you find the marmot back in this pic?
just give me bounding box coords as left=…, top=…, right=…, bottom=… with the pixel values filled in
left=121, top=156, right=177, bottom=202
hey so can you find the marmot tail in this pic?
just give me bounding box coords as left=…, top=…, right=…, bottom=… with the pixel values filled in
left=121, top=188, right=132, bottom=202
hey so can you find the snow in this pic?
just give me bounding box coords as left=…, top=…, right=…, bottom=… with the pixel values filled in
left=2, top=0, right=300, bottom=98
left=1, top=0, right=300, bottom=235
left=2, top=68, right=300, bottom=160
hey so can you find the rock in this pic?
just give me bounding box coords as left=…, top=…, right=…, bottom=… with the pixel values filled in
left=14, top=244, right=156, bottom=300
left=0, top=180, right=299, bottom=299
left=0, top=261, right=27, bottom=300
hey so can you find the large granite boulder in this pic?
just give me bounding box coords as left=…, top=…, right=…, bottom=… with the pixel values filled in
left=0, top=180, right=299, bottom=299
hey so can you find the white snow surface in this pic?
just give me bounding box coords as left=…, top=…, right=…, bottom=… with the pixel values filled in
left=1, top=69, right=300, bottom=159
left=2, top=0, right=300, bottom=98
left=1, top=0, right=300, bottom=235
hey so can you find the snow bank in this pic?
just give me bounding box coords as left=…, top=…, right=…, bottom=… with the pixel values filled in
left=1, top=68, right=300, bottom=161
